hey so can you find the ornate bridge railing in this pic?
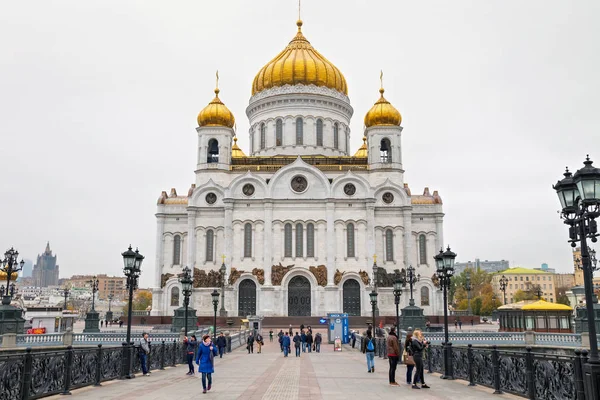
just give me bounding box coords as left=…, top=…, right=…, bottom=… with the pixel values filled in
left=0, top=332, right=247, bottom=400
left=426, top=344, right=586, bottom=400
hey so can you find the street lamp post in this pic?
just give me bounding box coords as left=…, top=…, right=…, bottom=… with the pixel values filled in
left=89, top=277, right=99, bottom=312
left=83, top=276, right=100, bottom=333
left=106, top=293, right=114, bottom=322
left=553, top=156, right=600, bottom=398
left=179, top=266, right=193, bottom=335
left=393, top=279, right=403, bottom=333
left=62, top=287, right=70, bottom=310
left=219, top=259, right=227, bottom=317
left=372, top=255, right=379, bottom=316
left=1, top=248, right=24, bottom=301
left=405, top=265, right=420, bottom=306
left=369, top=290, right=378, bottom=335
left=498, top=275, right=508, bottom=305
left=121, top=245, right=144, bottom=379
left=435, top=246, right=457, bottom=380
left=465, top=271, right=472, bottom=315
left=211, top=289, right=219, bottom=340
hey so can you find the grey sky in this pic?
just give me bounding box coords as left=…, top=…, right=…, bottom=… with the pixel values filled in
left=1, top=1, right=599, bottom=287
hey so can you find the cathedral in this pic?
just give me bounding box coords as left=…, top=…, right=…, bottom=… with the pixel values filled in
left=151, top=18, right=445, bottom=318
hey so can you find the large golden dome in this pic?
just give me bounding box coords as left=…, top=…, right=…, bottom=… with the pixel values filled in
left=197, top=88, right=235, bottom=128
left=252, top=20, right=348, bottom=96
left=364, top=87, right=402, bottom=127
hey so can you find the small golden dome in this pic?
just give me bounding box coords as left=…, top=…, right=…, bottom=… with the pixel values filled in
left=353, top=136, right=368, bottom=158
left=197, top=88, right=235, bottom=128
left=364, top=88, right=402, bottom=128
left=252, top=20, right=348, bottom=96
left=231, top=137, right=247, bottom=158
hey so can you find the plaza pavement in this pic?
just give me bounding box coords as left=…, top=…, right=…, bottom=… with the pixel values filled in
left=48, top=333, right=521, bottom=400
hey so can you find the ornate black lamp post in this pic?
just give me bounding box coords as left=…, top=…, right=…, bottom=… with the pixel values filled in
left=219, top=258, right=227, bottom=317
left=465, top=271, right=473, bottom=314
left=393, top=279, right=403, bottom=333
left=211, top=289, right=219, bottom=340
left=369, top=290, right=378, bottom=334
left=121, top=245, right=144, bottom=379
left=179, top=266, right=193, bottom=335
left=106, top=293, right=114, bottom=322
left=1, top=248, right=24, bottom=300
left=435, top=246, right=457, bottom=380
left=371, top=255, right=380, bottom=316
left=498, top=275, right=508, bottom=305
left=406, top=265, right=420, bottom=306
left=62, top=287, right=70, bottom=310
left=83, top=276, right=100, bottom=333
left=553, top=156, right=600, bottom=398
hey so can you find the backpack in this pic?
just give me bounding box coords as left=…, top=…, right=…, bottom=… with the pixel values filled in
left=367, top=338, right=374, bottom=351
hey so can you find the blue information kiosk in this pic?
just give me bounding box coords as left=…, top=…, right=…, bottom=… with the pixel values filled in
left=327, top=313, right=349, bottom=344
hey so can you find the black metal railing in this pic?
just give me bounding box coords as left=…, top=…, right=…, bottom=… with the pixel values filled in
left=426, top=344, right=584, bottom=400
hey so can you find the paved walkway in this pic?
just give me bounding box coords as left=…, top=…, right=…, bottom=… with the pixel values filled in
left=48, top=337, right=521, bottom=400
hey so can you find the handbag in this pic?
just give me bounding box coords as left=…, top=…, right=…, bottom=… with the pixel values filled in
left=404, top=354, right=415, bottom=366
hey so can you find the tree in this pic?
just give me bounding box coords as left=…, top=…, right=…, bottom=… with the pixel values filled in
left=122, top=291, right=153, bottom=315
left=513, top=289, right=537, bottom=302
left=556, top=287, right=571, bottom=306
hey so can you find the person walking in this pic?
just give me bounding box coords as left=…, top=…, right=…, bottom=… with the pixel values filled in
left=404, top=331, right=416, bottom=385
left=196, top=334, right=218, bottom=394
left=184, top=335, right=198, bottom=375
left=247, top=333, right=254, bottom=354
left=100, top=320, right=103, bottom=328
left=306, top=332, right=313, bottom=353
left=288, top=324, right=293, bottom=336
left=215, top=332, right=227, bottom=358
left=282, top=332, right=291, bottom=357
left=256, top=333, right=263, bottom=354
left=458, top=319, right=463, bottom=330
left=454, top=319, right=458, bottom=330
left=278, top=330, right=284, bottom=351
left=362, top=329, right=376, bottom=373
left=293, top=332, right=301, bottom=357
left=386, top=328, right=400, bottom=386
left=411, top=329, right=429, bottom=389
left=301, top=330, right=307, bottom=353
left=314, top=332, right=322, bottom=353
left=269, top=329, right=274, bottom=342
left=139, top=332, right=151, bottom=376
left=351, top=330, right=356, bottom=348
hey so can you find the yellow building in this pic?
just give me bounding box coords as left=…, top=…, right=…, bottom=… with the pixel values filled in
left=65, top=274, right=126, bottom=300
left=492, top=267, right=556, bottom=304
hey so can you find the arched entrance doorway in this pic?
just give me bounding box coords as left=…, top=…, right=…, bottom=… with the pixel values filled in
left=238, top=279, right=257, bottom=317
left=288, top=276, right=311, bottom=316
left=343, top=279, right=361, bottom=316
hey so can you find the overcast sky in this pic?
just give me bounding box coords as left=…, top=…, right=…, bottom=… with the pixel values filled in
left=2, top=1, right=599, bottom=287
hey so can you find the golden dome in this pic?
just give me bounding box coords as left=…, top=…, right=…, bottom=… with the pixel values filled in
left=252, top=20, right=348, bottom=96
left=364, top=88, right=402, bottom=128
left=231, top=137, right=247, bottom=158
left=353, top=136, right=368, bottom=158
left=197, top=88, right=235, bottom=128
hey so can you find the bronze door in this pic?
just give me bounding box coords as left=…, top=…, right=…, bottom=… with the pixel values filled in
left=288, top=276, right=311, bottom=316
left=238, top=279, right=257, bottom=317
left=343, top=279, right=361, bottom=316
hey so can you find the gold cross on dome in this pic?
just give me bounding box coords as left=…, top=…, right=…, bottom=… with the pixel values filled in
left=380, top=70, right=383, bottom=90
left=221, top=254, right=226, bottom=263
left=216, top=70, right=219, bottom=89
left=373, top=254, right=377, bottom=263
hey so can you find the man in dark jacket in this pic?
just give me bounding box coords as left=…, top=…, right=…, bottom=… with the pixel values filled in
left=282, top=332, right=291, bottom=357
left=301, top=331, right=307, bottom=352
left=314, top=333, right=322, bottom=353
left=278, top=330, right=284, bottom=352
left=215, top=332, right=227, bottom=358
left=293, top=332, right=301, bottom=357
left=351, top=331, right=356, bottom=348
left=306, top=332, right=313, bottom=353
left=247, top=333, right=254, bottom=354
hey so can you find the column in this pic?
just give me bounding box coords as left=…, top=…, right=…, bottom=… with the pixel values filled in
left=187, top=210, right=197, bottom=268
left=224, top=202, right=234, bottom=277
left=326, top=202, right=336, bottom=286
left=263, top=202, right=273, bottom=286
left=403, top=210, right=412, bottom=268
left=435, top=215, right=444, bottom=251
left=154, top=216, right=165, bottom=288
left=366, top=202, right=375, bottom=268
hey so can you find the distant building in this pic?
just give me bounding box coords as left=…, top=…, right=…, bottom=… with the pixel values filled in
left=32, top=242, right=59, bottom=287
left=554, top=273, right=575, bottom=290
left=492, top=267, right=556, bottom=304
left=65, top=274, right=127, bottom=300
left=534, top=262, right=555, bottom=273
left=21, top=259, right=33, bottom=278
left=454, top=258, right=509, bottom=274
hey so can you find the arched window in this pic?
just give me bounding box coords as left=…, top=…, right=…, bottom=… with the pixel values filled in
left=385, top=229, right=393, bottom=262
left=276, top=119, right=283, bottom=146
left=306, top=223, right=315, bottom=257
left=296, top=117, right=303, bottom=145
left=296, top=223, right=303, bottom=257
left=316, top=119, right=323, bottom=146
left=334, top=123, right=339, bottom=149
left=170, top=287, right=180, bottom=306
left=421, top=287, right=430, bottom=306
left=207, top=139, right=219, bottom=163
left=419, top=234, right=427, bottom=264
left=244, top=223, right=252, bottom=258
left=380, top=138, right=391, bottom=163
left=284, top=223, right=292, bottom=257
left=205, top=230, right=214, bottom=262
left=347, top=223, right=355, bottom=258
left=173, top=235, right=181, bottom=265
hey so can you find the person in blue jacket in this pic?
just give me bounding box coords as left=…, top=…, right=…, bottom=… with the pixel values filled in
left=282, top=332, right=291, bottom=357
left=196, top=334, right=219, bottom=393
